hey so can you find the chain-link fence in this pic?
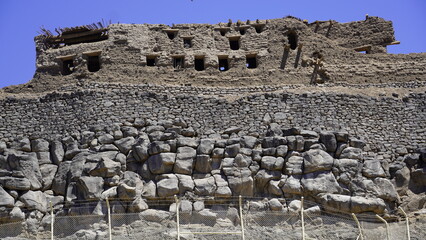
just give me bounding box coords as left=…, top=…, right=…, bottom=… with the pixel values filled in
left=0, top=196, right=423, bottom=240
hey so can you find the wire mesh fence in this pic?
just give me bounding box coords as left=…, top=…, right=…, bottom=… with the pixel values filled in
left=0, top=196, right=422, bottom=240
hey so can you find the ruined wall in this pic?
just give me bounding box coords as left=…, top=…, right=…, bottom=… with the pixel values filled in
left=7, top=16, right=425, bottom=94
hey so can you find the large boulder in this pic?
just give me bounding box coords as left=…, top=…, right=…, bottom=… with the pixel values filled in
left=76, top=176, right=104, bottom=200
left=176, top=174, right=195, bottom=194
left=214, top=174, right=232, bottom=198
left=31, top=139, right=49, bottom=152
left=227, top=168, right=253, bottom=196
left=114, top=137, right=135, bottom=154
left=140, top=209, right=171, bottom=223
left=194, top=176, right=217, bottom=196
left=174, top=147, right=196, bottom=175
left=195, top=155, right=212, bottom=173
left=261, top=156, right=284, bottom=171
left=350, top=196, right=386, bottom=214
left=148, top=153, right=176, bottom=174
left=156, top=174, right=179, bottom=197
left=52, top=161, right=71, bottom=195
left=319, top=131, right=337, bottom=153
left=362, top=159, right=386, bottom=178
left=0, top=186, right=14, bottom=207
left=339, top=147, right=363, bottom=160
left=284, top=156, right=303, bottom=175
left=40, top=164, right=58, bottom=190
left=303, top=149, right=334, bottom=173
left=20, top=190, right=48, bottom=212
left=281, top=175, right=302, bottom=195
left=11, top=153, right=42, bottom=190
left=255, top=170, right=281, bottom=193
left=0, top=177, right=31, bottom=190
left=89, top=157, right=121, bottom=177
left=50, top=141, right=64, bottom=165
left=197, top=139, right=215, bottom=154
left=301, top=171, right=341, bottom=195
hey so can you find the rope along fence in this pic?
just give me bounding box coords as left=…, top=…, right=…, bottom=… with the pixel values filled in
left=0, top=196, right=422, bottom=240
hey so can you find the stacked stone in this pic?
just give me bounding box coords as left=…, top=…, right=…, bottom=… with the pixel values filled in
left=0, top=118, right=425, bottom=228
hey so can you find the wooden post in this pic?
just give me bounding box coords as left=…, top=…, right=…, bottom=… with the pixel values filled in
left=175, top=195, right=180, bottom=240
left=376, top=215, right=390, bottom=240
left=351, top=213, right=364, bottom=240
left=310, top=59, right=320, bottom=84
left=399, top=207, right=410, bottom=240
left=106, top=197, right=112, bottom=240
left=50, top=201, right=54, bottom=240
left=301, top=197, right=305, bottom=240
left=239, top=195, right=245, bottom=240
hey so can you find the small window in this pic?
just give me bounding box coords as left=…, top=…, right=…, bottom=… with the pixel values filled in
left=246, top=55, right=257, bottom=69
left=88, top=55, right=100, bottom=72
left=229, top=37, right=240, bottom=50
left=219, top=29, right=227, bottom=36
left=62, top=59, right=74, bottom=75
left=239, top=28, right=246, bottom=35
left=194, top=57, right=205, bottom=71
left=183, top=38, right=192, bottom=48
left=218, top=57, right=229, bottom=71
left=254, top=25, right=264, bottom=33
left=165, top=30, right=179, bottom=40
left=287, top=31, right=298, bottom=50
left=146, top=56, right=157, bottom=66
left=173, top=56, right=184, bottom=69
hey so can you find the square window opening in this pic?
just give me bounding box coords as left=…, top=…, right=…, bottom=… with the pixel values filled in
left=218, top=57, right=229, bottom=71
left=255, top=25, right=264, bottom=33
left=167, top=32, right=177, bottom=40
left=229, top=38, right=240, bottom=50
left=246, top=56, right=257, bottom=69
left=173, top=57, right=185, bottom=69
left=146, top=56, right=157, bottom=66
left=239, top=28, right=246, bottom=35
left=88, top=55, right=100, bottom=72
left=62, top=59, right=74, bottom=75
left=194, top=57, right=205, bottom=71
left=183, top=38, right=192, bottom=48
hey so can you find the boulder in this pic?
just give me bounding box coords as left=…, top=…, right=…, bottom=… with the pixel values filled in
left=148, top=141, right=171, bottom=155
left=69, top=152, right=90, bottom=180
left=225, top=144, right=240, bottom=158
left=176, top=137, right=199, bottom=148
left=140, top=209, right=171, bottom=223
left=362, top=159, right=386, bottom=178
left=52, top=161, right=71, bottom=195
left=276, top=145, right=288, bottom=157
left=197, top=139, right=215, bottom=154
left=268, top=180, right=282, bottom=196
left=223, top=127, right=241, bottom=135
left=301, top=171, right=340, bottom=195
left=284, top=156, right=304, bottom=175
left=31, top=139, right=49, bottom=152
left=213, top=174, right=232, bottom=198
left=11, top=153, right=42, bottom=190
left=89, top=157, right=121, bottom=177
left=261, top=156, right=284, bottom=171
left=194, top=176, right=216, bottom=196
left=339, top=147, right=363, bottom=160
left=156, top=174, right=179, bottom=197
left=76, top=176, right=104, bottom=200
left=133, top=145, right=149, bottom=163
left=20, top=190, right=47, bottom=212
left=192, top=209, right=217, bottom=226
left=287, top=135, right=305, bottom=151
left=0, top=186, right=14, bottom=207
left=281, top=175, right=302, bottom=195
left=268, top=198, right=283, bottom=211
left=241, top=136, right=258, bottom=149
left=195, top=155, right=212, bottom=173
left=141, top=180, right=157, bottom=198
left=176, top=174, right=195, bottom=194
left=0, top=176, right=31, bottom=190
left=303, top=149, right=334, bottom=173
left=350, top=196, right=386, bottom=214
left=148, top=153, right=176, bottom=174
left=234, top=154, right=252, bottom=168
left=320, top=193, right=351, bottom=213
left=333, top=159, right=360, bottom=184
left=255, top=170, right=281, bottom=193
left=40, top=164, right=58, bottom=190
left=372, top=178, right=399, bottom=202
left=227, top=169, right=253, bottom=196
left=98, top=134, right=115, bottom=144
left=319, top=131, right=337, bottom=153
left=114, top=137, right=135, bottom=154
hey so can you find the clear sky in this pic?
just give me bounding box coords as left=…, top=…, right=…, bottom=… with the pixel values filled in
left=0, top=0, right=425, bottom=89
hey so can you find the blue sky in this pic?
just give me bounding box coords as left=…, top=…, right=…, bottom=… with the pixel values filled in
left=0, top=0, right=425, bottom=89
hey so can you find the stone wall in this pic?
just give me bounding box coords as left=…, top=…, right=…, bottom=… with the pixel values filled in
left=1, top=83, right=425, bottom=162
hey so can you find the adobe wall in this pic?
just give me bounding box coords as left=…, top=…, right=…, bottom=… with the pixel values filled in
left=6, top=16, right=425, bottom=94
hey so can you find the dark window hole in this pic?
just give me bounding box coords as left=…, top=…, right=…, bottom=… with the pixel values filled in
left=229, top=39, right=240, bottom=50
left=288, top=31, right=298, bottom=50
left=62, top=59, right=74, bottom=75
left=239, top=28, right=246, bottom=35
left=88, top=55, right=100, bottom=72
left=146, top=56, right=157, bottom=66
left=167, top=32, right=177, bottom=40
left=194, top=57, right=205, bottom=71
left=246, top=56, right=257, bottom=69
left=184, top=38, right=192, bottom=48
left=255, top=25, right=264, bottom=33
left=173, top=57, right=184, bottom=69
left=218, top=58, right=229, bottom=71
left=220, top=30, right=227, bottom=36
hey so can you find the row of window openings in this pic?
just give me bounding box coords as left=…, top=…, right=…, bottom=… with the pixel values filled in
left=148, top=56, right=257, bottom=71
left=170, top=32, right=298, bottom=51
left=62, top=56, right=100, bottom=75
left=167, top=25, right=265, bottom=40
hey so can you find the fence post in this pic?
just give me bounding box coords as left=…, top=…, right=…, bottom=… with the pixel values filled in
left=351, top=213, right=364, bottom=240
left=239, top=195, right=245, bottom=240
left=376, top=214, right=390, bottom=240
left=301, top=197, right=305, bottom=240
left=50, top=201, right=54, bottom=240
left=174, top=195, right=180, bottom=240
left=399, top=207, right=410, bottom=240
left=106, top=197, right=112, bottom=240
